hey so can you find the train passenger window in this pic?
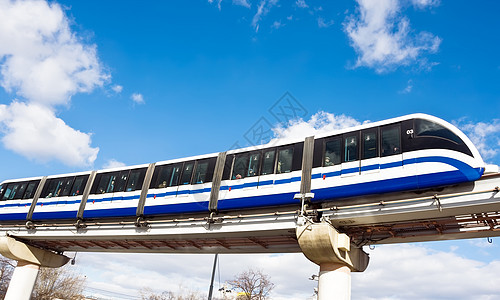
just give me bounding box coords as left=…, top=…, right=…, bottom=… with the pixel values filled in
left=362, top=131, right=378, bottom=159
left=381, top=126, right=401, bottom=156
left=43, top=178, right=65, bottom=198
left=70, top=176, right=87, bottom=196
left=94, top=173, right=117, bottom=194
left=23, top=181, right=38, bottom=199
left=126, top=169, right=143, bottom=191
left=415, top=119, right=462, bottom=144
left=15, top=182, right=28, bottom=199
left=170, top=165, right=181, bottom=186
left=261, top=150, right=275, bottom=175
left=1, top=184, right=15, bottom=200
left=324, top=138, right=341, bottom=166
left=222, top=155, right=233, bottom=180
left=60, top=177, right=75, bottom=197
left=232, top=154, right=249, bottom=179
left=277, top=148, right=293, bottom=174
left=114, top=170, right=129, bottom=193
left=193, top=161, right=209, bottom=184
left=344, top=135, right=358, bottom=162
left=180, top=162, right=194, bottom=185
left=248, top=153, right=260, bottom=177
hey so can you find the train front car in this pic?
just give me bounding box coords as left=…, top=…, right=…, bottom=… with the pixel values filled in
left=310, top=114, right=485, bottom=203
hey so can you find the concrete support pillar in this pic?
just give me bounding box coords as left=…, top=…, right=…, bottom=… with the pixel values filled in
left=318, top=263, right=351, bottom=300
left=296, top=222, right=369, bottom=300
left=4, top=261, right=40, bottom=300
left=0, top=236, right=69, bottom=300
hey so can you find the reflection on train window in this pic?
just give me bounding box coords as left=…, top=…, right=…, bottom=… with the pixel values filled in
left=0, top=181, right=39, bottom=201
left=277, top=148, right=293, bottom=174
left=415, top=119, right=462, bottom=144
left=381, top=126, right=401, bottom=156
left=344, top=135, right=358, bottom=162
left=60, top=177, right=74, bottom=197
left=126, top=169, right=142, bottom=191
left=23, top=182, right=38, bottom=199
left=248, top=153, right=260, bottom=177
left=324, top=138, right=341, bottom=166
left=180, top=163, right=194, bottom=185
left=261, top=150, right=275, bottom=175
left=70, top=176, right=87, bottom=196
left=363, top=131, right=378, bottom=159
left=232, top=154, right=249, bottom=179
left=114, top=171, right=129, bottom=193
left=193, top=162, right=209, bottom=184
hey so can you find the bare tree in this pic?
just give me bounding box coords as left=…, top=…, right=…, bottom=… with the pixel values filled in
left=140, top=286, right=204, bottom=300
left=0, top=257, right=15, bottom=298
left=31, top=265, right=86, bottom=300
left=228, top=269, right=274, bottom=300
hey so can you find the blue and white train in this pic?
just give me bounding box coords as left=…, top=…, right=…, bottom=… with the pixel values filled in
left=0, top=114, right=486, bottom=224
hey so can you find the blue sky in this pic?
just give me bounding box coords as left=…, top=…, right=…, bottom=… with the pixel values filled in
left=1, top=0, right=500, bottom=299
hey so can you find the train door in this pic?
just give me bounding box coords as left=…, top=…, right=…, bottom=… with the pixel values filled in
left=360, top=129, right=380, bottom=175
left=316, top=137, right=342, bottom=191
left=379, top=124, right=406, bottom=189
left=258, top=149, right=276, bottom=190
left=189, top=158, right=216, bottom=206
left=273, top=146, right=296, bottom=194
left=341, top=132, right=360, bottom=177
left=401, top=119, right=418, bottom=178
left=177, top=161, right=195, bottom=198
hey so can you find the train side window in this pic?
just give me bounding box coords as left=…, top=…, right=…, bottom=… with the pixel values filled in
left=277, top=148, right=293, bottom=174
left=232, top=154, right=249, bottom=179
left=60, top=177, right=75, bottom=197
left=222, top=155, right=234, bottom=180
left=324, top=138, right=341, bottom=166
left=344, top=134, right=359, bottom=162
left=381, top=125, right=401, bottom=156
left=114, top=170, right=130, bottom=192
left=70, top=176, right=87, bottom=196
left=261, top=150, right=275, bottom=175
left=248, top=153, right=261, bottom=177
left=43, top=178, right=65, bottom=198
left=193, top=161, right=209, bottom=184
left=2, top=183, right=15, bottom=200
left=313, top=139, right=324, bottom=168
left=170, top=165, right=182, bottom=186
left=14, top=182, right=28, bottom=199
left=126, top=169, right=145, bottom=191
left=23, top=181, right=38, bottom=199
left=362, top=131, right=378, bottom=159
left=0, top=184, right=4, bottom=200
left=94, top=172, right=118, bottom=194
left=180, top=162, right=194, bottom=185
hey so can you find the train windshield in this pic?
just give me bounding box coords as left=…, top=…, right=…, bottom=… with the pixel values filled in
left=415, top=119, right=462, bottom=144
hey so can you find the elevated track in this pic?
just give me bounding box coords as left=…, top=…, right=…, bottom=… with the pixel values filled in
left=1, top=173, right=500, bottom=254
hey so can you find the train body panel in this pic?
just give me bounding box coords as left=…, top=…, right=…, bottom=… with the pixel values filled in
left=0, top=114, right=488, bottom=223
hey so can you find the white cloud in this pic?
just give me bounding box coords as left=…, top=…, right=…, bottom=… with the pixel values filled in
left=0, top=0, right=106, bottom=167
left=131, top=93, right=145, bottom=104
left=74, top=242, right=500, bottom=300
left=354, top=244, right=500, bottom=299
left=233, top=0, right=251, bottom=8
left=111, top=84, right=123, bottom=93
left=252, top=0, right=279, bottom=32
left=455, top=118, right=500, bottom=162
left=102, top=159, right=126, bottom=169
left=272, top=111, right=362, bottom=141
left=318, top=17, right=334, bottom=28
left=296, top=0, right=308, bottom=9
left=0, top=102, right=98, bottom=167
left=399, top=79, right=413, bottom=93
left=271, top=20, right=284, bottom=30
left=344, top=0, right=441, bottom=73
left=411, top=0, right=440, bottom=10
left=0, top=0, right=108, bottom=106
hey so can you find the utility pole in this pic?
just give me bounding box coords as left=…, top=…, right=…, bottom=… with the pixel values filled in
left=208, top=253, right=218, bottom=300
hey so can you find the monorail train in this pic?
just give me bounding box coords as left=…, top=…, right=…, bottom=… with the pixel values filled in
left=0, top=114, right=486, bottom=223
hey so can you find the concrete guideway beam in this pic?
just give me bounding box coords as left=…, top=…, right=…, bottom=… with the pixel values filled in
left=0, top=236, right=69, bottom=268
left=0, top=236, right=70, bottom=300
left=296, top=222, right=369, bottom=300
